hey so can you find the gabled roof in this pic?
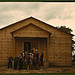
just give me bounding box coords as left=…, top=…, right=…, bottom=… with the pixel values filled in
left=0, top=16, right=73, bottom=36
left=11, top=23, right=52, bottom=34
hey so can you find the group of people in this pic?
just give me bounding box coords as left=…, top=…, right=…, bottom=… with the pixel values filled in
left=8, top=48, right=44, bottom=70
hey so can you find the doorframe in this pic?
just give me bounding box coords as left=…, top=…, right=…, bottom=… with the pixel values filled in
left=24, top=42, right=31, bottom=52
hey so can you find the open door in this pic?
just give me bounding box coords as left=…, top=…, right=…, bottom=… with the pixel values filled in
left=24, top=42, right=31, bottom=52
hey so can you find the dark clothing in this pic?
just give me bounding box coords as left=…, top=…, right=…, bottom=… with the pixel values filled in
left=33, top=52, right=36, bottom=68
left=8, top=56, right=13, bottom=62
left=8, top=56, right=13, bottom=68
left=40, top=53, right=44, bottom=66
left=36, top=52, right=39, bottom=64
left=27, top=55, right=30, bottom=65
left=8, top=62, right=12, bottom=68
left=19, top=58, right=23, bottom=70
left=14, top=56, right=19, bottom=69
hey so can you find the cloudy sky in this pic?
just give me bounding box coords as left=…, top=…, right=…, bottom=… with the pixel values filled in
left=0, top=2, right=75, bottom=40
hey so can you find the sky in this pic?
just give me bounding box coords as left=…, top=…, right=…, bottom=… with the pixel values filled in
left=0, top=2, right=75, bottom=40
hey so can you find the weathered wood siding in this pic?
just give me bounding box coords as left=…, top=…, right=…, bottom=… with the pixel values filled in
left=13, top=24, right=49, bottom=38
left=0, top=17, right=72, bottom=66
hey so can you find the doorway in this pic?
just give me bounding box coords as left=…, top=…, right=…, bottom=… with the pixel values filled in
left=24, top=42, right=31, bottom=52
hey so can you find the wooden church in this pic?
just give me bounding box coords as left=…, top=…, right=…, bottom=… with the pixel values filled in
left=0, top=17, right=72, bottom=67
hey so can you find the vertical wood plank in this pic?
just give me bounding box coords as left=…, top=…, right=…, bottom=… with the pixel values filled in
left=12, top=36, right=15, bottom=58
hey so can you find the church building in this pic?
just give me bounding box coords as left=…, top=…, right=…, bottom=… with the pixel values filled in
left=0, top=17, right=72, bottom=67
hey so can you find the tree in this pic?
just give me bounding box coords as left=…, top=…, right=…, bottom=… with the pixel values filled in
left=72, top=40, right=75, bottom=51
left=56, top=26, right=73, bottom=33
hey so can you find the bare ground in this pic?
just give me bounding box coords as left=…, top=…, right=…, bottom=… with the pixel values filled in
left=0, top=65, right=75, bottom=74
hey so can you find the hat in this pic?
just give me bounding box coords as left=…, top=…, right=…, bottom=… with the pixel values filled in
left=29, top=53, right=32, bottom=55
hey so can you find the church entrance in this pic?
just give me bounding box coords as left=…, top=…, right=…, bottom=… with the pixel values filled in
left=24, top=42, right=31, bottom=52
left=15, top=37, right=47, bottom=59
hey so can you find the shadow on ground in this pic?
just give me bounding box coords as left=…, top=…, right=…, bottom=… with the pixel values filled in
left=0, top=65, right=75, bottom=74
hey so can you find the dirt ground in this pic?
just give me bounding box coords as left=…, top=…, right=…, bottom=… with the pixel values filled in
left=0, top=65, right=75, bottom=74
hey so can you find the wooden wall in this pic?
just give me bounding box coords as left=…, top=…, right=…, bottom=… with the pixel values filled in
left=13, top=24, right=49, bottom=38
left=49, top=35, right=72, bottom=66
left=0, top=17, right=72, bottom=66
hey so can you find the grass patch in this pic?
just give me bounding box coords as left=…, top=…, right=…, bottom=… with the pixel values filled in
left=0, top=73, right=75, bottom=75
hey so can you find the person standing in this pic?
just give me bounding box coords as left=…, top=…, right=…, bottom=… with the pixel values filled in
left=29, top=53, right=33, bottom=70
left=40, top=52, right=44, bottom=70
left=33, top=50, right=36, bottom=69
left=19, top=53, right=23, bottom=70
left=8, top=55, right=13, bottom=68
left=14, top=55, right=19, bottom=70
left=23, top=52, right=27, bottom=69
left=27, top=53, right=30, bottom=70
left=36, top=50, right=39, bottom=69
left=22, top=50, right=26, bottom=58
left=21, top=50, right=26, bottom=69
